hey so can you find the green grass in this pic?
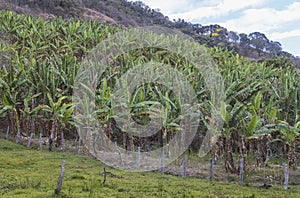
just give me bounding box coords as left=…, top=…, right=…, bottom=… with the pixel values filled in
left=0, top=139, right=299, bottom=198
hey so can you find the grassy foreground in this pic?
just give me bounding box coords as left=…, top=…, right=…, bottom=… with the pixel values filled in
left=0, top=139, right=299, bottom=198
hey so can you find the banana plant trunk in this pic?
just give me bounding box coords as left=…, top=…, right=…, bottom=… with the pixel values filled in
left=49, top=119, right=59, bottom=151
left=8, top=110, right=16, bottom=135
left=224, top=137, right=236, bottom=173
left=288, top=142, right=296, bottom=169
left=239, top=135, right=247, bottom=160
left=13, top=108, right=21, bottom=139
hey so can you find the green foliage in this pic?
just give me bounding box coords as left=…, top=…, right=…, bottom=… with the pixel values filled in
left=264, top=57, right=295, bottom=68
left=0, top=10, right=119, bottom=137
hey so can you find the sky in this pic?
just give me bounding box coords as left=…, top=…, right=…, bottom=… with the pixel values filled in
left=141, top=0, right=300, bottom=57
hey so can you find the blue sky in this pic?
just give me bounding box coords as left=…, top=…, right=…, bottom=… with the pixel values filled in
left=141, top=0, right=300, bottom=57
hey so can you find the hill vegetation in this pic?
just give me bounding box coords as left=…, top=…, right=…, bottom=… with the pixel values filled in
left=0, top=0, right=299, bottom=67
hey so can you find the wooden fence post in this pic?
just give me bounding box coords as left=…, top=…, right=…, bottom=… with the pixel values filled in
left=16, top=129, right=20, bottom=144
left=161, top=147, right=165, bottom=174
left=27, top=132, right=34, bottom=148
left=54, top=159, right=66, bottom=194
left=39, top=133, right=43, bottom=151
left=183, top=154, right=187, bottom=178
left=103, top=167, right=107, bottom=184
left=283, top=163, right=289, bottom=190
left=49, top=136, right=53, bottom=152
left=115, top=142, right=124, bottom=166
left=77, top=138, right=81, bottom=154
left=61, top=132, right=65, bottom=152
left=210, top=158, right=214, bottom=181
left=239, top=158, right=244, bottom=185
left=137, top=146, right=140, bottom=169
left=6, top=126, right=9, bottom=140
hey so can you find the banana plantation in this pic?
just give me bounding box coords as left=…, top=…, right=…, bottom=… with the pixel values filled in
left=0, top=10, right=299, bottom=182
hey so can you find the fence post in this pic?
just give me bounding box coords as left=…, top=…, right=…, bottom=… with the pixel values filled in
left=16, top=129, right=20, bottom=144
left=115, top=141, right=124, bottom=166
left=27, top=132, right=34, bottom=148
left=239, top=158, right=244, bottom=185
left=210, top=158, right=214, bottom=181
left=49, top=136, right=53, bottom=152
left=263, top=163, right=266, bottom=185
left=39, top=133, right=43, bottom=151
left=6, top=126, right=9, bottom=140
left=61, top=132, right=65, bottom=152
left=161, top=147, right=165, bottom=174
left=54, top=159, right=66, bottom=194
left=183, top=153, right=187, bottom=178
left=283, top=163, right=289, bottom=190
left=77, top=138, right=81, bottom=154
left=137, top=146, right=140, bottom=169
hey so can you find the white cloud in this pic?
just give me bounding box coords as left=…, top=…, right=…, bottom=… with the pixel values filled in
left=219, top=2, right=300, bottom=32
left=168, top=0, right=268, bottom=21
left=270, top=30, right=300, bottom=40
left=141, top=0, right=243, bottom=16
left=141, top=0, right=197, bottom=15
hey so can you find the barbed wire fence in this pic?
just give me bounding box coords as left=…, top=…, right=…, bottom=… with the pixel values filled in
left=0, top=128, right=299, bottom=191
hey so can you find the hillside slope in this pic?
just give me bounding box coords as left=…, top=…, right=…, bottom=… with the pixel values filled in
left=0, top=8, right=299, bottom=197
left=0, top=0, right=299, bottom=67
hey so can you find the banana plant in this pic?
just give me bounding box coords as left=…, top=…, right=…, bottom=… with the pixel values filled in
left=0, top=52, right=27, bottom=138
left=242, top=92, right=277, bottom=166
left=20, top=93, right=42, bottom=136
left=219, top=100, right=245, bottom=173
left=274, top=120, right=300, bottom=168
left=39, top=93, right=75, bottom=151
left=274, top=69, right=299, bottom=123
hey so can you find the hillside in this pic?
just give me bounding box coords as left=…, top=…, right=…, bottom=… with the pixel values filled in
left=0, top=0, right=299, bottom=67
left=0, top=0, right=169, bottom=26
left=0, top=2, right=299, bottom=196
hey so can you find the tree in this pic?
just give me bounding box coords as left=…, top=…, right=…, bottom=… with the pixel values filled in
left=228, top=31, right=239, bottom=43
left=239, top=33, right=249, bottom=47
left=266, top=41, right=282, bottom=57
left=248, top=32, right=269, bottom=56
